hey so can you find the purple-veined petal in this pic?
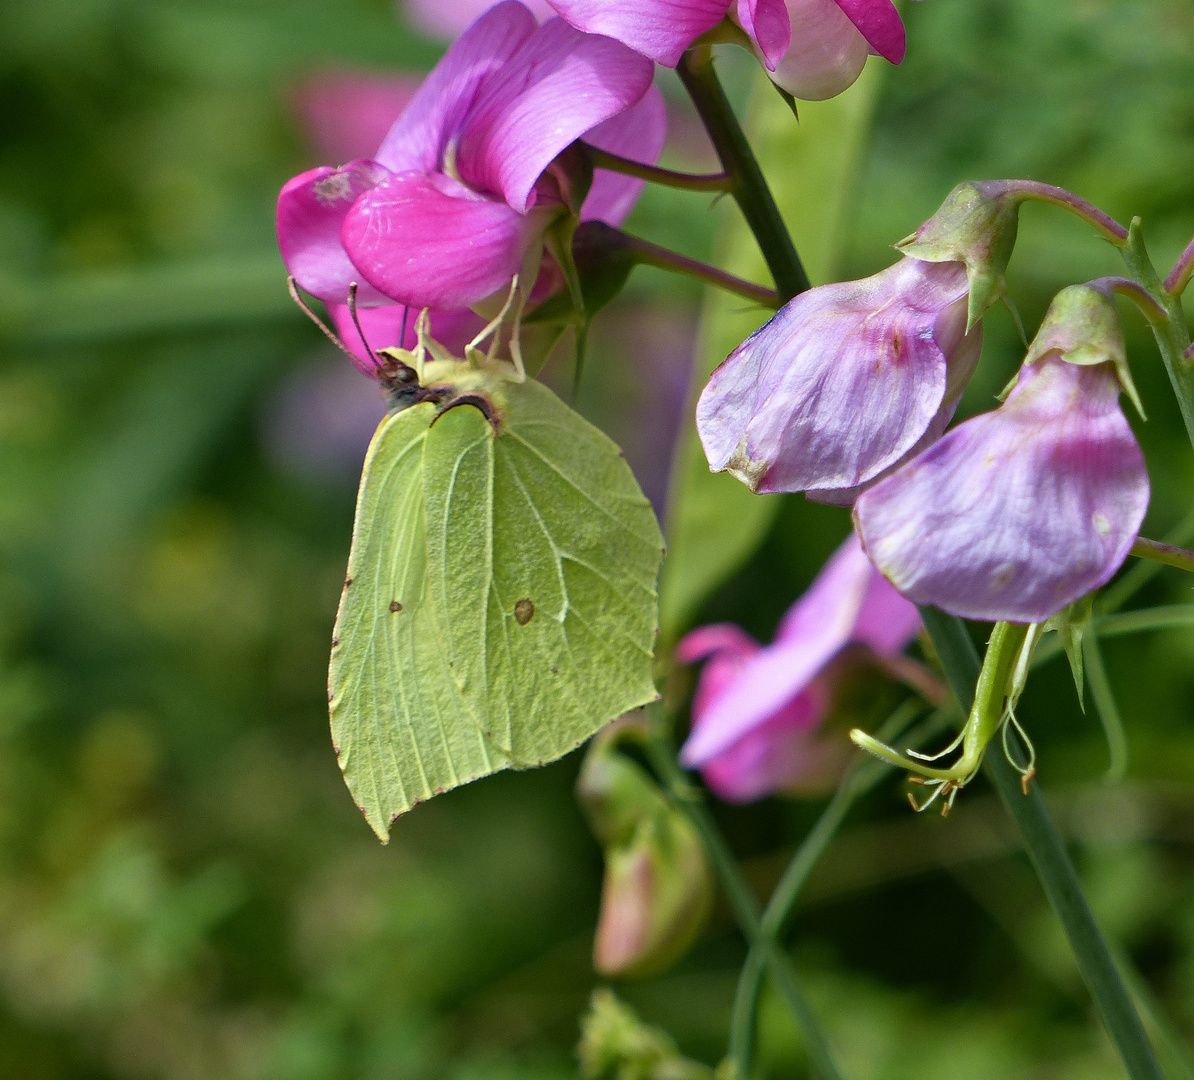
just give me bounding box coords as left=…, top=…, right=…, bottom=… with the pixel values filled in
left=454, top=17, right=655, bottom=213
left=581, top=84, right=668, bottom=226
left=675, top=622, right=760, bottom=666
left=735, top=0, right=791, bottom=69
left=696, top=258, right=970, bottom=495
left=681, top=536, right=873, bottom=766
left=294, top=73, right=420, bottom=164
left=766, top=0, right=869, bottom=99
left=855, top=356, right=1150, bottom=624
left=277, top=162, right=392, bottom=305
left=405, top=0, right=555, bottom=40
left=831, top=0, right=905, bottom=63
left=545, top=0, right=730, bottom=67
left=329, top=302, right=486, bottom=374
left=375, top=1, right=538, bottom=175
left=806, top=301, right=982, bottom=505
left=700, top=686, right=829, bottom=803
left=342, top=170, right=546, bottom=310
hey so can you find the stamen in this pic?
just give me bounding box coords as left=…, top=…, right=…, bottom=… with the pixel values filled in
left=907, top=727, right=966, bottom=763
left=1001, top=710, right=1038, bottom=794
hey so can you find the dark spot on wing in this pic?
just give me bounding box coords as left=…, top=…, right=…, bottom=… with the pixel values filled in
left=514, top=598, right=535, bottom=626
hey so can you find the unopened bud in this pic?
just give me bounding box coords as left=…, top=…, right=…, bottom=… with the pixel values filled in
left=578, top=720, right=713, bottom=980
left=578, top=988, right=716, bottom=1080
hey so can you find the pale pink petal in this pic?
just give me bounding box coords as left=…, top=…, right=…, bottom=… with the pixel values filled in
left=581, top=84, right=668, bottom=226
left=276, top=162, right=392, bottom=305
left=696, top=258, right=970, bottom=496
left=736, top=0, right=791, bottom=69
left=831, top=0, right=905, bottom=63
left=455, top=17, right=656, bottom=213
left=768, top=0, right=869, bottom=100
left=342, top=170, right=544, bottom=310
left=851, top=564, right=921, bottom=656
left=545, top=0, right=730, bottom=67
left=681, top=537, right=873, bottom=767
left=855, top=357, right=1150, bottom=624
left=674, top=622, right=760, bottom=665
left=405, top=0, right=555, bottom=40
left=701, top=687, right=829, bottom=803
left=294, top=73, right=420, bottom=164
left=375, top=1, right=538, bottom=175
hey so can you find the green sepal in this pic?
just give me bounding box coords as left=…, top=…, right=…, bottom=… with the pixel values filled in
left=1045, top=593, right=1095, bottom=711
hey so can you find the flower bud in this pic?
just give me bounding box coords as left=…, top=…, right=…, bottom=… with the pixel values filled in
left=696, top=256, right=981, bottom=501
left=578, top=988, right=716, bottom=1080
left=577, top=721, right=713, bottom=980
left=895, top=181, right=1022, bottom=330
left=855, top=349, right=1150, bottom=624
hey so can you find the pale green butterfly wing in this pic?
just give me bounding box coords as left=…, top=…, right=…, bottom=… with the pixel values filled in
left=423, top=379, right=664, bottom=763
left=329, top=403, right=512, bottom=840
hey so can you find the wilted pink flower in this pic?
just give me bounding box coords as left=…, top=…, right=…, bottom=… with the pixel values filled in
left=696, top=256, right=982, bottom=503
left=854, top=353, right=1150, bottom=623
left=547, top=0, right=911, bottom=100
left=678, top=534, right=922, bottom=802
left=277, top=2, right=663, bottom=313
left=406, top=0, right=555, bottom=39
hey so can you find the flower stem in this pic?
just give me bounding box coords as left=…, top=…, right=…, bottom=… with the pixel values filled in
left=918, top=607, right=1164, bottom=1080
left=984, top=179, right=1129, bottom=245
left=676, top=47, right=811, bottom=302
left=643, top=709, right=844, bottom=1080
left=729, top=703, right=952, bottom=1075
left=581, top=143, right=734, bottom=193
left=1118, top=218, right=1194, bottom=447
left=614, top=229, right=780, bottom=307
left=1164, top=235, right=1194, bottom=296
left=1130, top=535, right=1194, bottom=575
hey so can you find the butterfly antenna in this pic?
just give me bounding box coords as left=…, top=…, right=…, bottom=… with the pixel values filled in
left=288, top=276, right=358, bottom=362
left=346, top=282, right=381, bottom=372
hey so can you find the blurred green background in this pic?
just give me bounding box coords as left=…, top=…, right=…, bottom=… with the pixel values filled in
left=1, top=0, right=1194, bottom=1077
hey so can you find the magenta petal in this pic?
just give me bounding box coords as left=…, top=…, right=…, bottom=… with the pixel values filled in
left=696, top=258, right=970, bottom=495
left=855, top=356, right=1150, bottom=624
left=276, top=162, right=392, bottom=306
left=454, top=17, right=655, bottom=213
left=545, top=0, right=730, bottom=67
left=329, top=303, right=486, bottom=374
left=581, top=84, right=667, bottom=226
left=736, top=0, right=791, bottom=69
left=342, top=171, right=541, bottom=310
left=701, top=687, right=828, bottom=803
left=405, top=0, right=555, bottom=40
left=851, top=562, right=921, bottom=655
left=675, top=623, right=760, bottom=665
left=831, top=0, right=905, bottom=63
left=375, top=1, right=538, bottom=175
left=294, top=73, right=420, bottom=164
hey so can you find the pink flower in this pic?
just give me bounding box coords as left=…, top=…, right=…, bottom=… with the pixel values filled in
left=546, top=0, right=911, bottom=100
left=696, top=256, right=982, bottom=503
left=677, top=534, right=922, bottom=802
left=405, top=0, right=556, bottom=39
left=277, top=2, right=663, bottom=314
left=854, top=353, right=1150, bottom=624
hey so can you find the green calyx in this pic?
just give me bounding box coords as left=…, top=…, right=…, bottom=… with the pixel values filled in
left=1020, top=283, right=1145, bottom=417
left=895, top=181, right=1022, bottom=331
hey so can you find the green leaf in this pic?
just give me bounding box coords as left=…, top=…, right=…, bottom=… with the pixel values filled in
left=659, top=63, right=887, bottom=644
left=330, top=381, right=664, bottom=840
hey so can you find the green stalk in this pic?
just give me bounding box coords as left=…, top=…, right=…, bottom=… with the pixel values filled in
left=918, top=608, right=1164, bottom=1080
left=676, top=48, right=811, bottom=302
left=1119, top=219, right=1194, bottom=447
left=643, top=712, right=844, bottom=1080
